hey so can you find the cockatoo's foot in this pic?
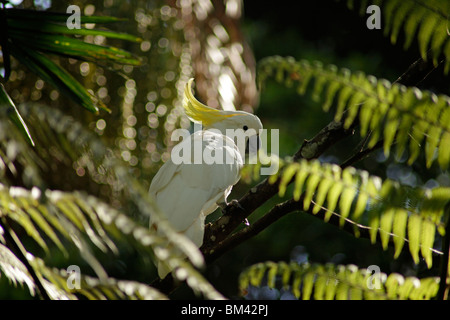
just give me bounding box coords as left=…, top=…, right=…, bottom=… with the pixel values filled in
left=219, top=199, right=243, bottom=212
left=219, top=199, right=249, bottom=225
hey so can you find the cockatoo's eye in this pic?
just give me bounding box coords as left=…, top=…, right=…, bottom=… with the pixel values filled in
left=243, top=125, right=248, bottom=131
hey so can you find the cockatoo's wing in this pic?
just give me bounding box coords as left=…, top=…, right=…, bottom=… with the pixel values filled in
left=148, top=158, right=180, bottom=198
left=149, top=130, right=242, bottom=233
left=149, top=131, right=243, bottom=278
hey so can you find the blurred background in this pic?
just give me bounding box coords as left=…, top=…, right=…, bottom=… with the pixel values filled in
left=1, top=0, right=449, bottom=299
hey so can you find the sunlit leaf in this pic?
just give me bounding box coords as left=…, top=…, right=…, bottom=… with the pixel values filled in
left=240, top=262, right=440, bottom=300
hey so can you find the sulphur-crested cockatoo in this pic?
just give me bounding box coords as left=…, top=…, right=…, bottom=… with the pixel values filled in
left=149, top=78, right=263, bottom=278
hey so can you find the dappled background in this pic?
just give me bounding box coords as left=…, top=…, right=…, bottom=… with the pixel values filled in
left=1, top=0, right=449, bottom=299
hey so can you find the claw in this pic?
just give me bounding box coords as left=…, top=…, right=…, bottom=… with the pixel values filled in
left=228, top=199, right=244, bottom=211
left=220, top=199, right=245, bottom=215
left=228, top=199, right=250, bottom=226
left=220, top=200, right=249, bottom=225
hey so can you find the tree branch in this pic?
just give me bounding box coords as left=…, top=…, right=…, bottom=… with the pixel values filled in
left=340, top=139, right=384, bottom=169
left=204, top=198, right=299, bottom=263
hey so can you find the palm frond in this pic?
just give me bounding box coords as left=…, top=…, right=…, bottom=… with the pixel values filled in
left=0, top=84, right=34, bottom=146
left=1, top=7, right=142, bottom=114
left=239, top=261, right=441, bottom=300
left=258, top=56, right=450, bottom=169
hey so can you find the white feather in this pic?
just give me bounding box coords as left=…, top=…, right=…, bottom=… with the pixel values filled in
left=149, top=79, right=263, bottom=279
left=149, top=130, right=243, bottom=278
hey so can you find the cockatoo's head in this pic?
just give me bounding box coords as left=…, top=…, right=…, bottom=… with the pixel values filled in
left=183, top=78, right=263, bottom=155
left=182, top=78, right=263, bottom=132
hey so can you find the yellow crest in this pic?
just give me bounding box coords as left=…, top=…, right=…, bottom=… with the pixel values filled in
left=183, top=78, right=240, bottom=126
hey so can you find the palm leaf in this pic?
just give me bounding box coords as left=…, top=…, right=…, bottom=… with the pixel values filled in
left=1, top=7, right=141, bottom=115
left=5, top=8, right=127, bottom=24
left=30, top=255, right=168, bottom=300
left=4, top=8, right=142, bottom=64
left=0, top=83, right=34, bottom=146
left=6, top=15, right=141, bottom=42
left=9, top=43, right=105, bottom=113
left=9, top=30, right=140, bottom=66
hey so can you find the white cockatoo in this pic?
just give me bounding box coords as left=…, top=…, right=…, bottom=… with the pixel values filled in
left=149, top=78, right=263, bottom=278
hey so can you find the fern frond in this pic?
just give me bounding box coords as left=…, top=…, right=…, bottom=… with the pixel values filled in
left=1, top=104, right=202, bottom=266
left=0, top=185, right=134, bottom=276
left=344, top=0, right=450, bottom=72
left=257, top=158, right=450, bottom=267
left=258, top=56, right=450, bottom=169
left=0, top=242, right=168, bottom=300
left=0, top=105, right=225, bottom=299
left=0, top=243, right=38, bottom=298
left=29, top=255, right=168, bottom=300
left=239, top=261, right=441, bottom=300
left=0, top=184, right=225, bottom=299
left=0, top=182, right=220, bottom=293
left=22, top=103, right=204, bottom=262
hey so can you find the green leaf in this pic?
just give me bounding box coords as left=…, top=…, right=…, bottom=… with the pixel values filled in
left=392, top=209, right=408, bottom=258
left=3, top=7, right=142, bottom=113
left=5, top=8, right=127, bottom=24
left=407, top=214, right=421, bottom=264
left=379, top=208, right=395, bottom=250
left=0, top=243, right=36, bottom=297
left=239, top=262, right=441, bottom=300
left=420, top=220, right=435, bottom=268
left=6, top=18, right=142, bottom=42
left=0, top=83, right=34, bottom=146
left=254, top=158, right=450, bottom=268
left=9, top=29, right=141, bottom=66
left=9, top=42, right=106, bottom=113
left=258, top=56, right=450, bottom=170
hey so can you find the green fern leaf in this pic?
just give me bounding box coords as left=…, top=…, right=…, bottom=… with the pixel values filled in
left=392, top=209, right=408, bottom=258
left=250, top=158, right=450, bottom=267
left=258, top=56, right=450, bottom=170
left=24, top=253, right=167, bottom=300
left=0, top=243, right=37, bottom=298
left=0, top=105, right=225, bottom=299
left=239, top=262, right=441, bottom=300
